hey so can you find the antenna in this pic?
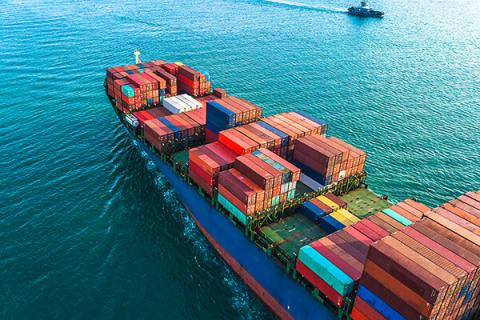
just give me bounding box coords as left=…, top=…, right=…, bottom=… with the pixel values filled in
left=134, top=49, right=141, bottom=64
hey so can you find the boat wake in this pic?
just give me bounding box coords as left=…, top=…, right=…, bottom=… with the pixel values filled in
left=264, top=0, right=348, bottom=14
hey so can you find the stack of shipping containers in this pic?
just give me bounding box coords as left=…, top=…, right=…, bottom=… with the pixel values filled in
left=260, top=113, right=328, bottom=158
left=217, top=112, right=326, bottom=158
left=205, top=97, right=263, bottom=142
left=352, top=192, right=480, bottom=320
left=293, top=135, right=366, bottom=185
left=188, top=142, right=237, bottom=196
left=106, top=60, right=168, bottom=112
left=106, top=60, right=212, bottom=113
left=217, top=149, right=300, bottom=225
left=296, top=199, right=430, bottom=312
left=176, top=65, right=211, bottom=97
left=143, top=108, right=206, bottom=152
left=298, top=194, right=361, bottom=233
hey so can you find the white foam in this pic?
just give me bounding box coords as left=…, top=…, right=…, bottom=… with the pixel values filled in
left=264, top=0, right=348, bottom=13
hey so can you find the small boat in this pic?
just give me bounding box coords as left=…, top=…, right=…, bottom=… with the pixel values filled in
left=348, top=1, right=384, bottom=18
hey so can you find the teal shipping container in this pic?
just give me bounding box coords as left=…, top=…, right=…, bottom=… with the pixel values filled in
left=383, top=208, right=412, bottom=226
left=121, top=84, right=135, bottom=97
left=218, top=193, right=248, bottom=225
left=298, top=246, right=354, bottom=296
left=287, top=190, right=295, bottom=200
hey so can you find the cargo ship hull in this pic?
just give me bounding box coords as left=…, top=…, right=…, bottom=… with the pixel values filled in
left=122, top=123, right=337, bottom=320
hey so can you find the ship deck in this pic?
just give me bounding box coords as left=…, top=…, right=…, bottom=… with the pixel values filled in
left=339, top=187, right=390, bottom=218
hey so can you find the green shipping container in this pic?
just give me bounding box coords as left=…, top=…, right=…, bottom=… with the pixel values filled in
left=287, top=189, right=295, bottom=200
left=383, top=208, right=412, bottom=226
left=298, top=245, right=354, bottom=296
left=218, top=194, right=248, bottom=225
left=272, top=195, right=280, bottom=206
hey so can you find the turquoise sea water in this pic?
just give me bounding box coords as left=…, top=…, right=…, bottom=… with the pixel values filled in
left=1, top=0, right=480, bottom=318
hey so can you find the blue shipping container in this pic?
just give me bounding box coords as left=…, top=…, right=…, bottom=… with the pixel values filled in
left=357, top=286, right=406, bottom=320
left=319, top=215, right=344, bottom=233
left=207, top=101, right=236, bottom=126
left=256, top=121, right=289, bottom=147
left=158, top=118, right=181, bottom=139
left=299, top=202, right=326, bottom=223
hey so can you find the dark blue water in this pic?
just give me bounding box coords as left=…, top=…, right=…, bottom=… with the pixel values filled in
left=1, top=0, right=479, bottom=318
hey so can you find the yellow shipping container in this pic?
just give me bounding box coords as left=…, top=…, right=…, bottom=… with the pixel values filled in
left=329, top=210, right=354, bottom=226
left=337, top=208, right=361, bottom=223
left=317, top=195, right=340, bottom=211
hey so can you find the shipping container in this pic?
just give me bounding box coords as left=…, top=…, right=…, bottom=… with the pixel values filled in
left=298, top=245, right=354, bottom=297
left=188, top=142, right=236, bottom=195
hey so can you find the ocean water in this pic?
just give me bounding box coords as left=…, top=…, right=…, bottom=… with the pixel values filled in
left=1, top=0, right=479, bottom=318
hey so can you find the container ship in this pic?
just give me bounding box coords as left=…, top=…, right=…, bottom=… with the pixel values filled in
left=104, top=54, right=480, bottom=320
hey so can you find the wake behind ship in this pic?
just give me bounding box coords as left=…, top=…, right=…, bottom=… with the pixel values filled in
left=104, top=54, right=480, bottom=320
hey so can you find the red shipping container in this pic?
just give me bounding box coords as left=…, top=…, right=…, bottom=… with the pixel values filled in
left=425, top=212, right=480, bottom=247
left=343, top=227, right=374, bottom=251
left=275, top=114, right=312, bottom=137
left=295, top=260, right=344, bottom=308
left=457, top=195, right=480, bottom=211
left=353, top=297, right=386, bottom=320
left=162, top=63, right=179, bottom=76
left=396, top=201, right=425, bottom=219
left=367, top=215, right=398, bottom=234
left=336, top=228, right=370, bottom=258
left=363, top=259, right=433, bottom=317
left=466, top=191, right=480, bottom=203
left=435, top=207, right=480, bottom=234
left=244, top=154, right=282, bottom=187
left=361, top=271, right=427, bottom=320
left=218, top=183, right=254, bottom=216
left=205, top=128, right=218, bottom=143
left=281, top=112, right=319, bottom=135
left=132, top=110, right=156, bottom=127
left=450, top=199, right=480, bottom=217
left=311, top=239, right=362, bottom=280
left=442, top=203, right=480, bottom=227
left=178, top=65, right=200, bottom=80
left=219, top=129, right=258, bottom=155
left=144, top=69, right=167, bottom=89
left=328, top=232, right=365, bottom=266
left=310, top=198, right=334, bottom=215
left=234, top=156, right=274, bottom=190
left=404, top=199, right=431, bottom=214
left=218, top=170, right=257, bottom=207
left=213, top=87, right=227, bottom=98
left=189, top=169, right=213, bottom=196
left=350, top=307, right=369, bottom=320
left=367, top=241, right=447, bottom=304
left=189, top=160, right=214, bottom=185
left=360, top=219, right=390, bottom=238
left=389, top=204, right=421, bottom=222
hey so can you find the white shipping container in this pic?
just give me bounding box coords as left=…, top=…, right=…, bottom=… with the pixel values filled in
left=178, top=94, right=202, bottom=110
left=163, top=96, right=190, bottom=114
left=170, top=96, right=191, bottom=112
left=288, top=181, right=297, bottom=191
left=174, top=95, right=195, bottom=111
